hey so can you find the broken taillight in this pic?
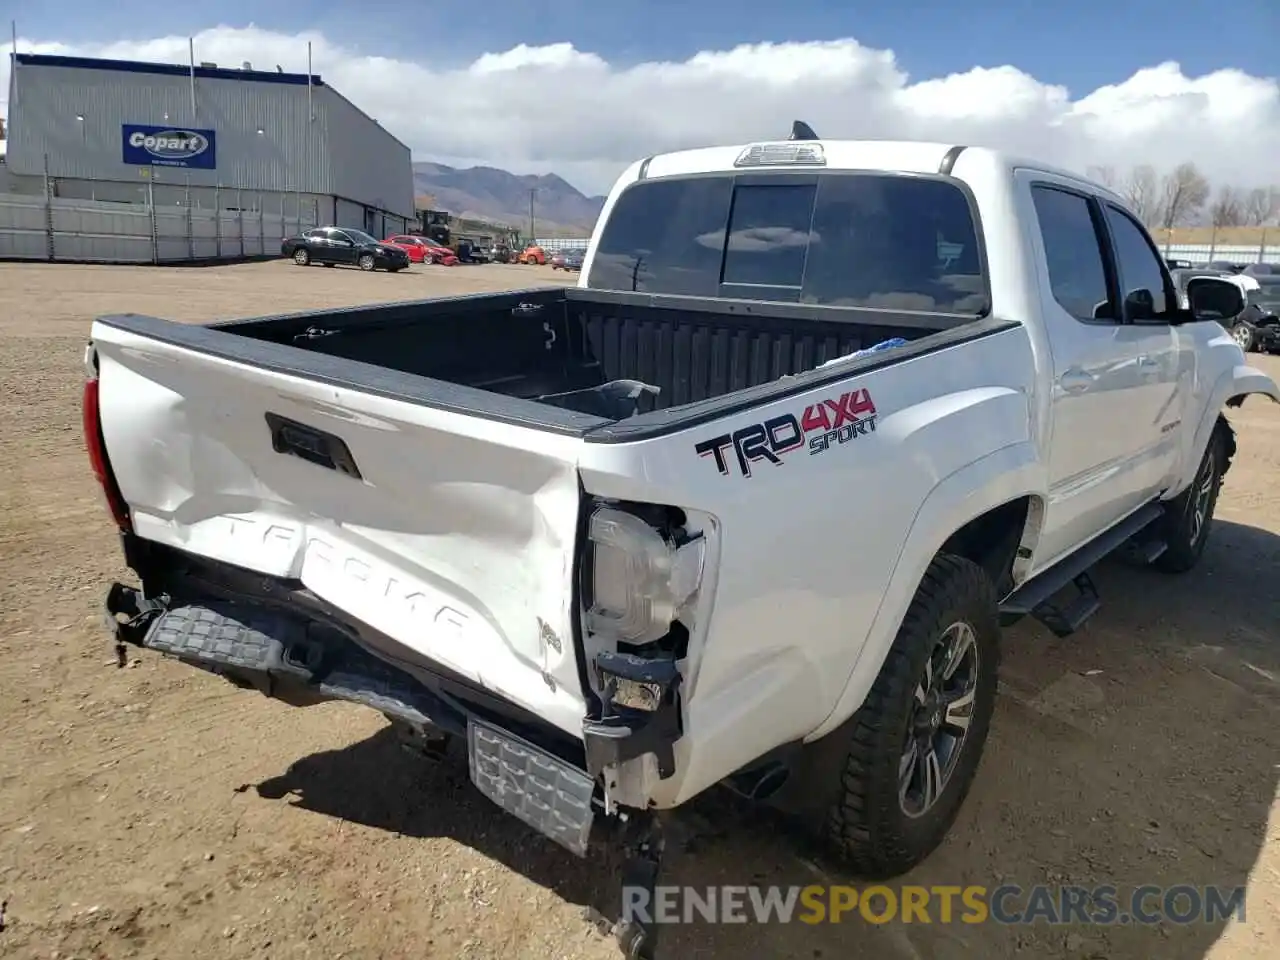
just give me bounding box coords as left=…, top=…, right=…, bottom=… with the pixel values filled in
left=82, top=349, right=133, bottom=533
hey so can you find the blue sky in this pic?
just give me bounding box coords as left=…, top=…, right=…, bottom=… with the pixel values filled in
left=12, top=0, right=1278, bottom=95
left=6, top=3, right=1278, bottom=194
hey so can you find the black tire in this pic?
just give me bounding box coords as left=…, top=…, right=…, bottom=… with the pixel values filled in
left=1152, top=422, right=1230, bottom=573
left=358, top=254, right=376, bottom=272
left=820, top=554, right=1000, bottom=878
left=293, top=248, right=310, bottom=266
left=615, top=920, right=654, bottom=960
left=323, top=262, right=335, bottom=268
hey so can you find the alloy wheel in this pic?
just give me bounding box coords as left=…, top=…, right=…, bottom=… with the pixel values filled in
left=899, top=621, right=980, bottom=818
left=1188, top=453, right=1217, bottom=545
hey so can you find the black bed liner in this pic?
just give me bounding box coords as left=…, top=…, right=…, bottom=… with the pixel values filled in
left=95, top=286, right=1020, bottom=442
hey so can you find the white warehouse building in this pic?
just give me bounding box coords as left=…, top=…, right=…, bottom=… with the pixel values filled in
left=3, top=53, right=414, bottom=240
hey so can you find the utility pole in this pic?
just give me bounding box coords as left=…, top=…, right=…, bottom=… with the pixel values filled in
left=528, top=188, right=537, bottom=244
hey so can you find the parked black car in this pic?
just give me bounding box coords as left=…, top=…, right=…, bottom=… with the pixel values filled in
left=281, top=227, right=410, bottom=272
left=1243, top=279, right=1280, bottom=353
left=1171, top=268, right=1279, bottom=353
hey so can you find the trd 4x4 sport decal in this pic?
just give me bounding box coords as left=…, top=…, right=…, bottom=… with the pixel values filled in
left=695, top=387, right=878, bottom=478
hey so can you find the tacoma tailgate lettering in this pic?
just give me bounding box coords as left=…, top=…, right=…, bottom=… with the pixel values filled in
left=304, top=534, right=473, bottom=641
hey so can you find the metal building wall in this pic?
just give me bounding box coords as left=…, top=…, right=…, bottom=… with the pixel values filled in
left=334, top=196, right=366, bottom=231
left=7, top=60, right=328, bottom=195
left=6, top=56, right=414, bottom=222
left=320, top=87, right=415, bottom=221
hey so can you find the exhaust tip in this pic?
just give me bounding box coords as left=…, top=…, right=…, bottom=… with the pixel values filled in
left=725, top=760, right=790, bottom=802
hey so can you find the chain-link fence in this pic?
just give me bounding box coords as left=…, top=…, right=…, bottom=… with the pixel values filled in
left=1151, top=226, right=1280, bottom=265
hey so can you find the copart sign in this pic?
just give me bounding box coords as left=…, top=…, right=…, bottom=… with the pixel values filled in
left=695, top=386, right=879, bottom=479
left=122, top=124, right=217, bottom=169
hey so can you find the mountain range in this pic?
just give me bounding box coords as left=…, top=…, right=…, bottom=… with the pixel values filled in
left=412, top=162, right=606, bottom=237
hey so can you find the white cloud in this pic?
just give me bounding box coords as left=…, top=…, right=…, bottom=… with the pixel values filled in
left=2, top=25, right=1277, bottom=196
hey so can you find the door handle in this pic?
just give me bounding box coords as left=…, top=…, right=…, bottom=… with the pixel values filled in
left=1136, top=355, right=1167, bottom=381
left=1059, top=368, right=1095, bottom=394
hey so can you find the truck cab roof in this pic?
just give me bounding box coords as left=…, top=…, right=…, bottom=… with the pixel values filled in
left=623, top=138, right=1129, bottom=210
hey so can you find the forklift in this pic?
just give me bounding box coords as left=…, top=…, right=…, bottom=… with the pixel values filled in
left=415, top=209, right=451, bottom=247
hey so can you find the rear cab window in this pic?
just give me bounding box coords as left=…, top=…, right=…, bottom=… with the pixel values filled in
left=587, top=172, right=988, bottom=316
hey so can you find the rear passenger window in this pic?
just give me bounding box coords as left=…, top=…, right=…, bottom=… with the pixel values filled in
left=1031, top=186, right=1116, bottom=322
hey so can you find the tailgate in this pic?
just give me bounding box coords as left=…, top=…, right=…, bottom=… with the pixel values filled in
left=90, top=321, right=590, bottom=737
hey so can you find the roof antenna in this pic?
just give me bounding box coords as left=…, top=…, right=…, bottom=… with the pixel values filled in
left=789, top=120, right=819, bottom=141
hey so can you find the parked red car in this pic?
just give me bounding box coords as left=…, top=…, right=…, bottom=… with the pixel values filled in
left=383, top=235, right=458, bottom=266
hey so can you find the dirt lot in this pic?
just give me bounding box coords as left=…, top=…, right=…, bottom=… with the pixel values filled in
left=1, top=259, right=1278, bottom=960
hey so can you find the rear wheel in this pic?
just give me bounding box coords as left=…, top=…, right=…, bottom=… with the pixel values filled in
left=358, top=254, right=376, bottom=272
left=293, top=248, right=310, bottom=266
left=819, top=554, right=1000, bottom=878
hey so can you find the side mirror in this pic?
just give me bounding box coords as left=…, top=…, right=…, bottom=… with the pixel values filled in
left=1124, top=287, right=1157, bottom=320
left=1185, top=276, right=1245, bottom=323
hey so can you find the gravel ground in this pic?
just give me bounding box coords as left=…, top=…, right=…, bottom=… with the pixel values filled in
left=1, top=259, right=1277, bottom=960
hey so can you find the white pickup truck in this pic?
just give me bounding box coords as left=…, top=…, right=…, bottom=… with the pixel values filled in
left=88, top=126, right=1277, bottom=958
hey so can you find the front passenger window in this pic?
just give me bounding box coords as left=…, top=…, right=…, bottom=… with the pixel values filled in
left=1103, top=206, right=1174, bottom=320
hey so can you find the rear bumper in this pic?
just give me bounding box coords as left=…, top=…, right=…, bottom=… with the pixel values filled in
left=103, top=534, right=686, bottom=852
left=108, top=536, right=587, bottom=756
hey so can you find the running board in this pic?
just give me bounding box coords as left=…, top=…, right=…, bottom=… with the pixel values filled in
left=1000, top=502, right=1166, bottom=636
left=1121, top=536, right=1169, bottom=565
